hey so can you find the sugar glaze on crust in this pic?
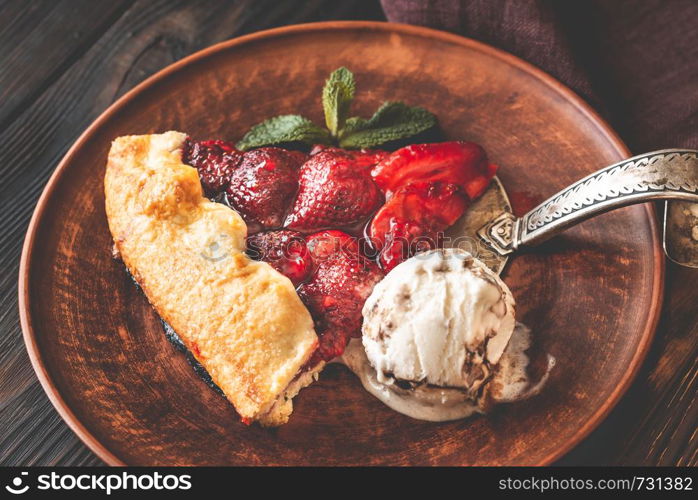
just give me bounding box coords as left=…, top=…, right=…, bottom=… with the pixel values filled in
left=104, top=131, right=319, bottom=426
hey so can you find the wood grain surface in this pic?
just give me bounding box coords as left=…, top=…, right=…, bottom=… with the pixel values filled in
left=2, top=0, right=696, bottom=466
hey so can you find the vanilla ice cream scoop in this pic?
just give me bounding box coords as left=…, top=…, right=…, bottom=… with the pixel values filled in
left=340, top=248, right=551, bottom=421
left=363, top=248, right=515, bottom=391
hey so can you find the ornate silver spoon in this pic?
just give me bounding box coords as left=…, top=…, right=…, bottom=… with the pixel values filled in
left=450, top=149, right=698, bottom=273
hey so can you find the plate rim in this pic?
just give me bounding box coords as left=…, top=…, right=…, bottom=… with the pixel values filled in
left=18, top=20, right=664, bottom=466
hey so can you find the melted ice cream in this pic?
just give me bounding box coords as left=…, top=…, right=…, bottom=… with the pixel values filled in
left=341, top=323, right=554, bottom=421
left=340, top=249, right=554, bottom=421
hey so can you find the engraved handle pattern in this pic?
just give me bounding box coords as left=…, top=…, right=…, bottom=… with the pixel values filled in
left=478, top=150, right=698, bottom=255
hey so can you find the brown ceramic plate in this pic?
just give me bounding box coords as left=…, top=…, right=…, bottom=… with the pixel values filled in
left=19, top=22, right=662, bottom=466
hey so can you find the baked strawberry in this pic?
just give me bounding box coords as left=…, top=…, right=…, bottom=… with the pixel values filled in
left=369, top=142, right=497, bottom=271
left=246, top=230, right=313, bottom=286
left=298, top=230, right=384, bottom=364
left=227, top=148, right=306, bottom=232
left=371, top=141, right=497, bottom=200
left=182, top=139, right=242, bottom=196
left=370, top=182, right=468, bottom=271
left=284, top=149, right=385, bottom=232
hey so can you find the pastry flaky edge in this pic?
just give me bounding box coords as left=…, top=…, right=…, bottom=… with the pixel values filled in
left=104, top=131, right=324, bottom=426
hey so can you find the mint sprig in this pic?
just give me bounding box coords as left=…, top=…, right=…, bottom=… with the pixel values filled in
left=236, top=67, right=437, bottom=151
left=322, top=66, right=355, bottom=137
left=236, top=115, right=332, bottom=151
left=338, top=102, right=436, bottom=149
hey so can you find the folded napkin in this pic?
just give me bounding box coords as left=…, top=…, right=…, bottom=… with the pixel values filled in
left=381, top=0, right=697, bottom=151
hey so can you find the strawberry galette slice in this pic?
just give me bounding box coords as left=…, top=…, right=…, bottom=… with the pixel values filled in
left=105, top=132, right=321, bottom=427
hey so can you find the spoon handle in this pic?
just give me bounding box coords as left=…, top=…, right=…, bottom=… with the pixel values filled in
left=478, top=150, right=698, bottom=256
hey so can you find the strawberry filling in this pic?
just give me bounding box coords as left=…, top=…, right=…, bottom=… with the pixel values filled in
left=298, top=230, right=384, bottom=367
left=182, top=139, right=242, bottom=197
left=369, top=181, right=468, bottom=271
left=371, top=141, right=494, bottom=196
left=370, top=142, right=497, bottom=271
left=246, top=230, right=313, bottom=287
left=183, top=139, right=496, bottom=364
left=284, top=148, right=385, bottom=233
left=227, top=148, right=307, bottom=233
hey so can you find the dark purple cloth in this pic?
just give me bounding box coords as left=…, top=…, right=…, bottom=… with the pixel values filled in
left=381, top=0, right=698, bottom=152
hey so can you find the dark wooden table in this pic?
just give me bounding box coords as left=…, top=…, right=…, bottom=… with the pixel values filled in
left=1, top=0, right=695, bottom=466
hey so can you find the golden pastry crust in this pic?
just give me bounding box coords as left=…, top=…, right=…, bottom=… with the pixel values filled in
left=104, top=131, right=319, bottom=424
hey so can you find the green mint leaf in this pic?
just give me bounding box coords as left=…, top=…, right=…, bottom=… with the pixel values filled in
left=322, top=67, right=355, bottom=137
left=236, top=115, right=332, bottom=151
left=338, top=101, right=437, bottom=149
